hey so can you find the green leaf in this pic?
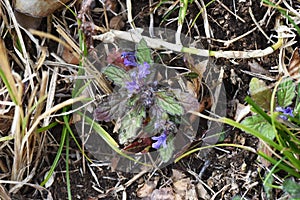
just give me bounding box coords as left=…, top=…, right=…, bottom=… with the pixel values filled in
left=79, top=111, right=151, bottom=166
left=295, top=82, right=300, bottom=106
left=241, top=115, right=276, bottom=140
left=249, top=78, right=272, bottom=110
left=178, top=0, right=188, bottom=24
left=263, top=175, right=274, bottom=200
left=184, top=72, right=199, bottom=79
left=283, top=179, right=300, bottom=199
left=119, top=108, right=146, bottom=144
left=156, top=91, right=184, bottom=116
left=103, top=64, right=129, bottom=86
left=231, top=196, right=242, bottom=200
left=127, top=93, right=140, bottom=107
left=159, top=136, right=174, bottom=162
left=136, top=39, right=153, bottom=64
left=295, top=83, right=300, bottom=120
left=294, top=102, right=300, bottom=120
left=277, top=78, right=295, bottom=107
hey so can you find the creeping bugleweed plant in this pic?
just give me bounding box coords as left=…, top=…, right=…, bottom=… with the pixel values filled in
left=93, top=39, right=200, bottom=162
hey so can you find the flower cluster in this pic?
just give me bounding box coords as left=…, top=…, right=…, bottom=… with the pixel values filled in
left=275, top=106, right=294, bottom=120
left=125, top=61, right=151, bottom=95
left=97, top=46, right=199, bottom=155
left=121, top=52, right=171, bottom=149
left=121, top=52, right=137, bottom=67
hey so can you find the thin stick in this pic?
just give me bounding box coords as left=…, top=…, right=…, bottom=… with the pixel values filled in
left=249, top=7, right=275, bottom=43
left=93, top=28, right=284, bottom=59
left=216, top=0, right=245, bottom=23
left=126, top=0, right=135, bottom=29
left=198, top=0, right=212, bottom=39
left=283, top=0, right=300, bottom=19
left=223, top=27, right=257, bottom=47
left=149, top=0, right=154, bottom=38
left=3, top=0, right=34, bottom=90
left=176, top=0, right=186, bottom=44
left=30, top=29, right=80, bottom=60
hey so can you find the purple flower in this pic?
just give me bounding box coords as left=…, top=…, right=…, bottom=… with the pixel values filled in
left=275, top=106, right=294, bottom=120
left=121, top=52, right=137, bottom=67
left=125, top=79, right=140, bottom=94
left=152, top=132, right=167, bottom=149
left=138, top=62, right=151, bottom=79
left=124, top=62, right=152, bottom=94
left=125, top=71, right=140, bottom=94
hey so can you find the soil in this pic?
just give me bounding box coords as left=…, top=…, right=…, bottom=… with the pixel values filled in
left=2, top=0, right=299, bottom=199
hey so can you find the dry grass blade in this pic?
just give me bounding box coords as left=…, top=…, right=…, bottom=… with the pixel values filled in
left=0, top=39, right=21, bottom=105
left=20, top=96, right=86, bottom=152
left=22, top=71, right=48, bottom=179
left=54, top=23, right=82, bottom=55
left=0, top=184, right=10, bottom=200
left=0, top=180, right=52, bottom=198
left=126, top=0, right=136, bottom=29
left=1, top=1, right=85, bottom=194
left=3, top=0, right=34, bottom=89
left=29, top=29, right=80, bottom=61
left=10, top=73, right=23, bottom=183
left=43, top=67, right=58, bottom=127
left=0, top=39, right=24, bottom=184
left=216, top=0, right=245, bottom=23
left=34, top=47, right=48, bottom=71
left=197, top=0, right=212, bottom=39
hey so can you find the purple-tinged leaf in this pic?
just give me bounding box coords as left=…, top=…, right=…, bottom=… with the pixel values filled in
left=103, top=64, right=129, bottom=86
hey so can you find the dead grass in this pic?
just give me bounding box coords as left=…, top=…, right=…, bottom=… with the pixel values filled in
left=0, top=0, right=87, bottom=198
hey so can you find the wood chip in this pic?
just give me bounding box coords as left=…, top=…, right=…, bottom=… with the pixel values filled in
left=137, top=181, right=157, bottom=198
left=234, top=102, right=251, bottom=122
left=171, top=169, right=186, bottom=182
left=109, top=16, right=125, bottom=30
left=151, top=187, right=175, bottom=200
left=288, top=47, right=300, bottom=79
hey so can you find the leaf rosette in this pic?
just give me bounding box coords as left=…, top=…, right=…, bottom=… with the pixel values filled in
left=93, top=39, right=201, bottom=162
left=74, top=27, right=226, bottom=172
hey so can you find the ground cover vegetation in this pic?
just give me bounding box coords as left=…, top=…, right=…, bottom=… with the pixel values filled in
left=0, top=0, right=300, bottom=199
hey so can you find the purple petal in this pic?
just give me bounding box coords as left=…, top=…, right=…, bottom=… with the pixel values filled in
left=151, top=132, right=167, bottom=149
left=275, top=107, right=285, bottom=113
left=138, top=62, right=151, bottom=79
left=121, top=52, right=137, bottom=67
left=125, top=80, right=140, bottom=94
left=275, top=106, right=294, bottom=120
left=152, top=140, right=162, bottom=149
left=284, top=107, right=294, bottom=116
